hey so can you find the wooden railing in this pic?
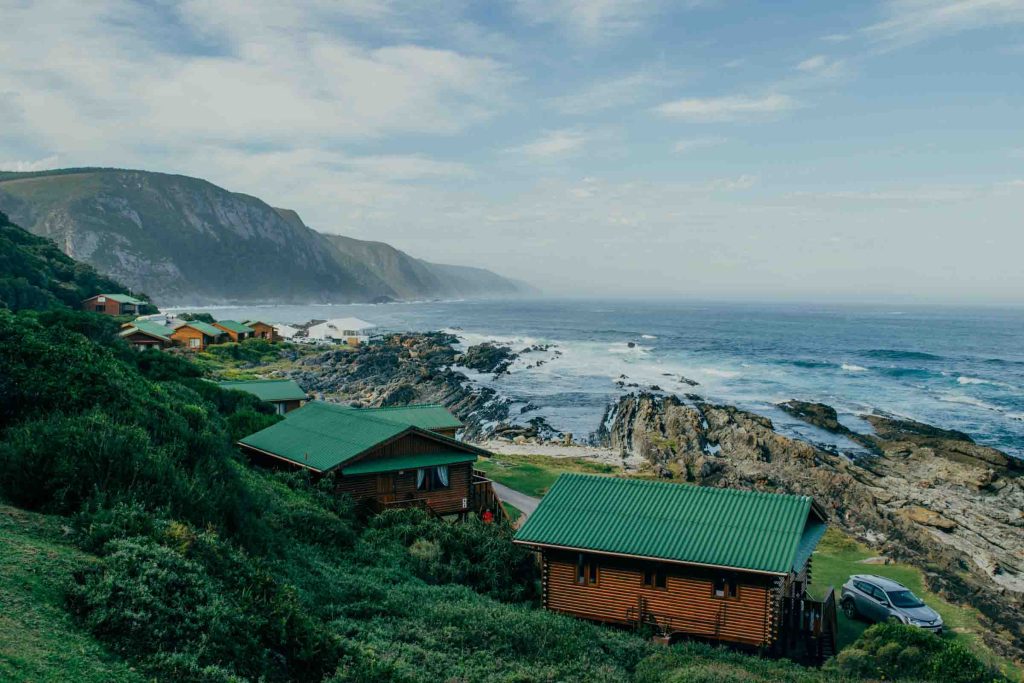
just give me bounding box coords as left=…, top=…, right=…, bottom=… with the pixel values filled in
left=778, top=587, right=838, bottom=663
left=471, top=469, right=505, bottom=523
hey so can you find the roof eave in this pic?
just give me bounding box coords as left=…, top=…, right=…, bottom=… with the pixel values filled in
left=236, top=442, right=324, bottom=473
left=511, top=540, right=788, bottom=577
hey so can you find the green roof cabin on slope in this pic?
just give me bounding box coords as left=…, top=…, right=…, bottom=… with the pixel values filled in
left=179, top=320, right=224, bottom=337
left=214, top=319, right=254, bottom=334
left=120, top=320, right=173, bottom=342
left=513, top=473, right=835, bottom=659
left=515, top=473, right=827, bottom=575
left=99, top=293, right=146, bottom=305
left=238, top=401, right=500, bottom=520
left=237, top=400, right=479, bottom=473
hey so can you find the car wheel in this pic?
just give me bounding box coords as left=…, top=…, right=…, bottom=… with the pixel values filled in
left=842, top=599, right=858, bottom=620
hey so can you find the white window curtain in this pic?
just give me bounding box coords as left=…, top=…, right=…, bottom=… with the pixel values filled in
left=435, top=465, right=449, bottom=487
left=416, top=468, right=427, bottom=490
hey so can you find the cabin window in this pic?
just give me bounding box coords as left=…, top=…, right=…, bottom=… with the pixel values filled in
left=416, top=465, right=450, bottom=492
left=576, top=553, right=598, bottom=586
left=189, top=338, right=201, bottom=348
left=275, top=403, right=286, bottom=416
left=643, top=566, right=667, bottom=589
left=95, top=305, right=105, bottom=312
left=712, top=576, right=738, bottom=599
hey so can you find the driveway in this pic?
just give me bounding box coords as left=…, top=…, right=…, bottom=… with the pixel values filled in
left=493, top=482, right=540, bottom=517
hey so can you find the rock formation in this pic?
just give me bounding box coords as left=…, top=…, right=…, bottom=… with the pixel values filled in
left=593, top=393, right=1024, bottom=660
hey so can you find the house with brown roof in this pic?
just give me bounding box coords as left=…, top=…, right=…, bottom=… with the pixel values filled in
left=237, top=401, right=501, bottom=519
left=514, top=474, right=836, bottom=663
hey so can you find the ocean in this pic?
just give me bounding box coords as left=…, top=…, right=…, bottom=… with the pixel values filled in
left=184, top=299, right=1024, bottom=459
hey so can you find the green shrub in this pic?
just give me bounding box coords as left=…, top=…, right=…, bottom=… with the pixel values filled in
left=829, top=623, right=1007, bottom=682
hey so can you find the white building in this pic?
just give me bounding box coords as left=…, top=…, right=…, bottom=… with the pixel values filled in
left=273, top=323, right=301, bottom=340
left=306, top=317, right=378, bottom=345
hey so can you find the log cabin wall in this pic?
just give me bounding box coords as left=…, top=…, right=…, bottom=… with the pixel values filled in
left=542, top=548, right=779, bottom=647
left=171, top=326, right=210, bottom=350
left=333, top=462, right=473, bottom=515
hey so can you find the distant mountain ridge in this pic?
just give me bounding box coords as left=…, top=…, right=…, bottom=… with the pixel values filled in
left=0, top=168, right=531, bottom=305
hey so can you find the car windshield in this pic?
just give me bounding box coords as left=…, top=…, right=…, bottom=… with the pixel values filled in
left=887, top=589, right=925, bottom=608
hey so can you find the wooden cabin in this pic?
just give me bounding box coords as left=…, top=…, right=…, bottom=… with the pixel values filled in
left=83, top=293, right=145, bottom=316
left=119, top=320, right=174, bottom=350
left=216, top=379, right=307, bottom=415
left=170, top=321, right=225, bottom=351
left=245, top=320, right=278, bottom=341
left=514, top=475, right=836, bottom=663
left=237, top=401, right=502, bottom=519
left=213, top=320, right=255, bottom=342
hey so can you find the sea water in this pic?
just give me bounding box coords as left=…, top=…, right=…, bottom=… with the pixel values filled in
left=185, top=299, right=1024, bottom=458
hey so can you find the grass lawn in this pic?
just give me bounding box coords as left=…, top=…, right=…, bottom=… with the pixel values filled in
left=809, top=527, right=1021, bottom=681
left=502, top=503, right=523, bottom=525
left=475, top=452, right=620, bottom=498
left=0, top=505, right=142, bottom=682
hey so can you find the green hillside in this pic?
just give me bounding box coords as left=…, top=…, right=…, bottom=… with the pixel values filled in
left=0, top=168, right=530, bottom=305
left=0, top=214, right=1008, bottom=681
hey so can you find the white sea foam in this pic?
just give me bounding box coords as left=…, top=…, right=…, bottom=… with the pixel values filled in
left=958, top=376, right=990, bottom=385
left=937, top=393, right=1003, bottom=412
left=701, top=368, right=741, bottom=379
left=641, top=334, right=657, bottom=340
left=841, top=363, right=868, bottom=372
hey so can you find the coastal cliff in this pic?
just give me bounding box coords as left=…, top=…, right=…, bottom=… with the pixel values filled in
left=0, top=168, right=531, bottom=304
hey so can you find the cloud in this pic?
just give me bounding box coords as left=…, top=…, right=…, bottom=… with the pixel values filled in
left=795, top=54, right=846, bottom=78
left=654, top=94, right=796, bottom=121
left=673, top=137, right=728, bottom=153
left=821, top=33, right=851, bottom=42
left=506, top=129, right=590, bottom=158
left=336, top=155, right=474, bottom=181
left=550, top=69, right=669, bottom=114
left=865, top=0, right=1024, bottom=46
left=0, top=155, right=61, bottom=172
left=513, top=0, right=661, bottom=40
left=0, top=1, right=514, bottom=155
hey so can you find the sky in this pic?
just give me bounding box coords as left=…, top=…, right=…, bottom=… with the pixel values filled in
left=1, top=0, right=1023, bottom=303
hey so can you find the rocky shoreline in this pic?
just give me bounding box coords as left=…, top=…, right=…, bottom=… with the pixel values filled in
left=594, top=392, right=1023, bottom=661
left=285, top=331, right=1023, bottom=661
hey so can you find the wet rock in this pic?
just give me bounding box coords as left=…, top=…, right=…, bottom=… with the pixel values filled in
left=458, top=342, right=517, bottom=375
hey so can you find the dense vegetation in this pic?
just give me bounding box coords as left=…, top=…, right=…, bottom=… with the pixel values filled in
left=0, top=210, right=155, bottom=313
left=0, top=215, right=1012, bottom=681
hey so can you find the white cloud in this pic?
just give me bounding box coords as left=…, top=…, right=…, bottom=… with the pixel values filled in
left=551, top=69, right=669, bottom=114
left=866, top=0, right=1024, bottom=46
left=821, top=33, right=851, bottom=42
left=0, top=155, right=61, bottom=172
left=514, top=0, right=660, bottom=40
left=0, top=1, right=514, bottom=154
left=506, top=129, right=590, bottom=158
left=795, top=54, right=846, bottom=78
left=337, top=155, right=474, bottom=181
left=797, top=55, right=828, bottom=71
left=654, top=94, right=796, bottom=121
left=673, top=137, right=728, bottom=153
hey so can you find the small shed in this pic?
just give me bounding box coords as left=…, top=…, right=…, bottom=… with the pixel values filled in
left=216, top=379, right=307, bottom=414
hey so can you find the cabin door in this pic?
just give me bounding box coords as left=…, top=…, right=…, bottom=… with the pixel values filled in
left=375, top=474, right=395, bottom=504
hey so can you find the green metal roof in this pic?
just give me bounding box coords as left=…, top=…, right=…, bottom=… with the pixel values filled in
left=342, top=404, right=463, bottom=431
left=179, top=321, right=223, bottom=337
left=514, top=474, right=825, bottom=575
left=216, top=379, right=306, bottom=402
left=237, top=401, right=477, bottom=472
left=341, top=452, right=476, bottom=476
left=91, top=293, right=145, bottom=305
left=120, top=320, right=172, bottom=342
left=215, top=320, right=255, bottom=334
left=793, top=520, right=828, bottom=573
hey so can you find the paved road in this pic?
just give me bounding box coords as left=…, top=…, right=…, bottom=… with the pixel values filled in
left=493, top=482, right=540, bottom=517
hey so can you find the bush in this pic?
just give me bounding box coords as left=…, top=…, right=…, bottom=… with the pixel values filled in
left=829, top=623, right=1007, bottom=683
